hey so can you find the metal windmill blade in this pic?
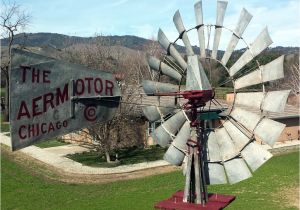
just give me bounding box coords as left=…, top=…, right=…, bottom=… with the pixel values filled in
left=142, top=1, right=290, bottom=208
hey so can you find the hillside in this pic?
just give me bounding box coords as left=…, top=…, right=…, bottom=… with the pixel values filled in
left=0, top=33, right=151, bottom=51
left=1, top=32, right=299, bottom=55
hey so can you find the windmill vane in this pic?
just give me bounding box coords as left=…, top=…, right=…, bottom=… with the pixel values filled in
left=141, top=1, right=289, bottom=209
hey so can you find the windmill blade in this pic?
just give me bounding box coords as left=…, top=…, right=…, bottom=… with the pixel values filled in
left=231, top=107, right=262, bottom=131
left=230, top=108, right=286, bottom=147
left=158, top=29, right=187, bottom=70
left=173, top=10, right=194, bottom=56
left=164, top=144, right=186, bottom=166
left=221, top=8, right=252, bottom=65
left=142, top=97, right=177, bottom=122
left=235, top=90, right=290, bottom=113
left=235, top=92, right=264, bottom=110
left=215, top=127, right=239, bottom=161
left=142, top=80, right=180, bottom=95
left=241, top=142, right=272, bottom=172
left=224, top=120, right=273, bottom=171
left=186, top=55, right=212, bottom=90
left=148, top=56, right=182, bottom=82
left=205, top=163, right=227, bottom=185
left=205, top=131, right=222, bottom=162
left=224, top=158, right=252, bottom=184
left=172, top=121, right=190, bottom=150
left=151, top=111, right=187, bottom=147
left=254, top=117, right=286, bottom=147
left=261, top=90, right=290, bottom=113
left=204, top=131, right=227, bottom=185
left=229, top=27, right=273, bottom=77
left=235, top=55, right=284, bottom=89
left=164, top=121, right=190, bottom=166
left=223, top=120, right=251, bottom=151
left=194, top=1, right=206, bottom=58
left=211, top=1, right=228, bottom=59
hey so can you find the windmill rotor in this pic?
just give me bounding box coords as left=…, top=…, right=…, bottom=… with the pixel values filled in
left=141, top=0, right=290, bottom=208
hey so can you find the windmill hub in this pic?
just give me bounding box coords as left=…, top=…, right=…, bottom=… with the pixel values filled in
left=182, top=90, right=214, bottom=108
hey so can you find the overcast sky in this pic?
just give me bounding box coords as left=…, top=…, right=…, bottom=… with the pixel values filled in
left=6, top=0, right=300, bottom=49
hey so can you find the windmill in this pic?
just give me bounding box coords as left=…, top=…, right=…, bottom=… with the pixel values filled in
left=142, top=1, right=289, bottom=209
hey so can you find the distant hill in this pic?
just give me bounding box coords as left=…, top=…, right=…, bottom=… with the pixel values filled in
left=0, top=32, right=151, bottom=50
left=1, top=32, right=299, bottom=56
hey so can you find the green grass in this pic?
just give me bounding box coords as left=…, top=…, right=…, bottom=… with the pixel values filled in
left=0, top=114, right=10, bottom=132
left=214, top=87, right=233, bottom=99
left=1, top=148, right=299, bottom=210
left=0, top=87, right=5, bottom=97
left=34, top=139, right=70, bottom=148
left=67, top=145, right=167, bottom=167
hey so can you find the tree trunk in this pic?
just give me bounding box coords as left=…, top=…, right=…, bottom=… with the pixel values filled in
left=3, top=76, right=9, bottom=122
left=105, top=150, right=111, bottom=163
left=3, top=32, right=13, bottom=122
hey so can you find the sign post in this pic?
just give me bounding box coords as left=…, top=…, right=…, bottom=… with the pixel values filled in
left=10, top=49, right=121, bottom=150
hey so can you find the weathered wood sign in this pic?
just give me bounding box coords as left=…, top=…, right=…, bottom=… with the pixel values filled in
left=10, top=49, right=121, bottom=150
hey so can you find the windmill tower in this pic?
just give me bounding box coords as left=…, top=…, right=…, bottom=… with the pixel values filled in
left=141, top=1, right=289, bottom=209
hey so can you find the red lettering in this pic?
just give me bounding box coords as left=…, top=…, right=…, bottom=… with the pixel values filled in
left=20, top=65, right=30, bottom=83
left=18, top=125, right=27, bottom=139
left=56, top=83, right=69, bottom=106
left=41, top=123, right=47, bottom=134
left=43, top=93, right=54, bottom=112
left=43, top=70, right=51, bottom=83
left=94, top=78, right=103, bottom=94
left=32, top=96, right=42, bottom=117
left=36, top=123, right=39, bottom=136
left=17, top=101, right=31, bottom=120
left=48, top=122, right=55, bottom=132
left=75, top=79, right=85, bottom=95
left=17, top=120, right=69, bottom=139
left=105, top=80, right=114, bottom=96
left=32, top=68, right=40, bottom=83
left=28, top=124, right=35, bottom=138
left=56, top=122, right=61, bottom=129
left=85, top=77, right=93, bottom=93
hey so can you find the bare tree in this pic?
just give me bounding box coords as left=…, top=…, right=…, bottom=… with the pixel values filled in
left=285, top=63, right=299, bottom=96
left=268, top=54, right=299, bottom=106
left=62, top=37, right=146, bottom=163
left=142, top=38, right=164, bottom=81
left=1, top=0, right=30, bottom=121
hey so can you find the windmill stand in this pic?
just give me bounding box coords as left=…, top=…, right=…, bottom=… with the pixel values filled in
left=154, top=90, right=235, bottom=210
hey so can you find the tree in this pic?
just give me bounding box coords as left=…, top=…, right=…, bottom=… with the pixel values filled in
left=268, top=53, right=299, bottom=106
left=1, top=0, right=30, bottom=121
left=283, top=54, right=299, bottom=96
left=287, top=63, right=300, bottom=96
left=62, top=36, right=146, bottom=163
left=142, top=38, right=164, bottom=81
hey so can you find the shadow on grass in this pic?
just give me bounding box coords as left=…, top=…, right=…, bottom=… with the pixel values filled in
left=34, top=139, right=70, bottom=148
left=66, top=145, right=167, bottom=167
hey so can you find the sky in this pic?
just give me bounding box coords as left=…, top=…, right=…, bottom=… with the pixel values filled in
left=4, top=0, right=300, bottom=49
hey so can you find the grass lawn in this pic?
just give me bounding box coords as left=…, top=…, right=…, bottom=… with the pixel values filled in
left=214, top=87, right=234, bottom=99
left=34, top=139, right=70, bottom=148
left=1, top=147, right=299, bottom=210
left=0, top=114, right=10, bottom=133
left=66, top=145, right=167, bottom=167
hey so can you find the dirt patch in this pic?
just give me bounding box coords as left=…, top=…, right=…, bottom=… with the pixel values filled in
left=275, top=186, right=300, bottom=209
left=1, top=144, right=179, bottom=184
